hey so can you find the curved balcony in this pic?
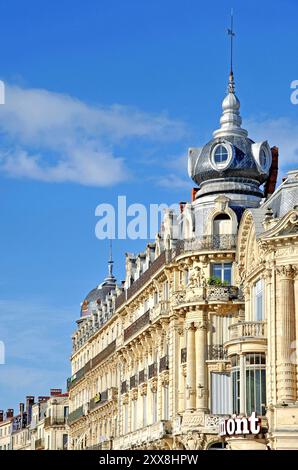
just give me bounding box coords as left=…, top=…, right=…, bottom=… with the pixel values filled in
left=225, top=321, right=267, bottom=355
left=173, top=235, right=237, bottom=257
left=173, top=285, right=243, bottom=309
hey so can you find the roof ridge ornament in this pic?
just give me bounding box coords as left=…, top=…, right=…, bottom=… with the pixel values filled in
left=228, top=8, right=235, bottom=92
left=213, top=10, right=248, bottom=139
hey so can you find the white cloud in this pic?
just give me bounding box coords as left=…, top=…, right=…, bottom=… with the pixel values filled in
left=155, top=173, right=190, bottom=190
left=0, top=84, right=186, bottom=186
left=246, top=116, right=298, bottom=173
left=0, top=298, right=74, bottom=407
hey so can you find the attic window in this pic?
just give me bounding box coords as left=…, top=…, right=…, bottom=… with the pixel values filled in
left=211, top=143, right=232, bottom=170
left=214, top=145, right=228, bottom=163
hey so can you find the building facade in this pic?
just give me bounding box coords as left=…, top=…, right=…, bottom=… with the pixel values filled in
left=67, top=71, right=298, bottom=450
left=0, top=390, right=69, bottom=450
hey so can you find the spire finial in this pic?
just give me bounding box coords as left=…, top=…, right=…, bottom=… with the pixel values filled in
left=227, top=8, right=235, bottom=93
left=108, top=239, right=113, bottom=277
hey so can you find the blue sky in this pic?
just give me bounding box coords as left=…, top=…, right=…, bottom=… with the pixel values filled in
left=0, top=0, right=298, bottom=411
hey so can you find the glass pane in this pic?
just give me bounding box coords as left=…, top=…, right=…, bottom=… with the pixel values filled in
left=223, top=264, right=232, bottom=283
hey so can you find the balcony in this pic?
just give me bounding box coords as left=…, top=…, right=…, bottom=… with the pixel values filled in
left=35, top=438, right=45, bottom=450
left=151, top=301, right=170, bottom=321
left=126, top=252, right=167, bottom=301
left=44, top=417, right=66, bottom=428
left=124, top=310, right=150, bottom=342
left=206, top=285, right=240, bottom=302
left=225, top=321, right=267, bottom=355
left=173, top=285, right=242, bottom=308
left=67, top=405, right=84, bottom=425
left=173, top=235, right=237, bottom=257
left=92, top=340, right=116, bottom=368
left=89, top=390, right=108, bottom=411
left=113, top=420, right=172, bottom=450
left=130, top=375, right=138, bottom=389
left=204, top=414, right=230, bottom=432
left=229, top=321, right=267, bottom=340
left=148, top=362, right=158, bottom=379
left=159, top=355, right=169, bottom=372
left=181, top=348, right=187, bottom=364
left=208, top=344, right=228, bottom=361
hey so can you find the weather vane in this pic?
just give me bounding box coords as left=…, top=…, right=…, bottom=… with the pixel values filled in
left=227, top=8, right=235, bottom=77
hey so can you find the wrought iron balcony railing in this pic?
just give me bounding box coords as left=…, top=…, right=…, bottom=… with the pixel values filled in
left=67, top=405, right=84, bottom=425
left=124, top=310, right=150, bottom=342
left=206, top=285, right=240, bottom=302
left=89, top=390, right=108, bottom=411
left=208, top=344, right=228, bottom=361
left=173, top=235, right=237, bottom=256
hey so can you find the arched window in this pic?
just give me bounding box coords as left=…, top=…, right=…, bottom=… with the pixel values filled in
left=213, top=213, right=232, bottom=235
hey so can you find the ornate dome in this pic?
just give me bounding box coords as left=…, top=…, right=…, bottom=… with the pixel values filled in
left=188, top=73, right=272, bottom=203
left=80, top=256, right=116, bottom=318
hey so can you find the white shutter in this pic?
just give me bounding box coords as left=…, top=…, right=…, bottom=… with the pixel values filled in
left=211, top=372, right=232, bottom=414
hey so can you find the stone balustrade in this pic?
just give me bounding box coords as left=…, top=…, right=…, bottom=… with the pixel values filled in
left=112, top=420, right=171, bottom=449
left=228, top=321, right=267, bottom=340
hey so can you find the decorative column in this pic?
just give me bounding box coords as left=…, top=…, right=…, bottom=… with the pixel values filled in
left=264, top=265, right=274, bottom=405
left=243, top=284, right=251, bottom=321
left=294, top=266, right=298, bottom=391
left=186, top=322, right=196, bottom=410
left=195, top=310, right=208, bottom=411
left=177, top=326, right=185, bottom=413
left=276, top=265, right=296, bottom=402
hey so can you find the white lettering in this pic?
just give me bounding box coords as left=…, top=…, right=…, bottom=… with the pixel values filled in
left=248, top=411, right=261, bottom=435
left=290, top=80, right=298, bottom=105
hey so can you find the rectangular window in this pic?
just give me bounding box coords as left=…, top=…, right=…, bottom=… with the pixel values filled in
left=143, top=394, right=147, bottom=427
left=212, top=263, right=232, bottom=284
left=211, top=372, right=232, bottom=414
left=231, top=355, right=240, bottom=414
left=163, top=281, right=169, bottom=301
left=163, top=386, right=169, bottom=420
left=133, top=400, right=137, bottom=431
left=246, top=353, right=266, bottom=416
left=254, top=280, right=264, bottom=321
left=124, top=404, right=128, bottom=434
left=152, top=391, right=157, bottom=423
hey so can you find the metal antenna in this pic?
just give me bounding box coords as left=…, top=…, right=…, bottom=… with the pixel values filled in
left=227, top=8, right=235, bottom=92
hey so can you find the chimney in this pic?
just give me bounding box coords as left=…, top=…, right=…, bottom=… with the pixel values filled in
left=264, top=146, right=279, bottom=197
left=0, top=410, right=3, bottom=422
left=6, top=409, right=14, bottom=418
left=38, top=396, right=49, bottom=403
left=50, top=388, right=62, bottom=397
left=179, top=201, right=187, bottom=214
left=26, top=396, right=35, bottom=411
left=191, top=188, right=199, bottom=202
left=19, top=403, right=24, bottom=415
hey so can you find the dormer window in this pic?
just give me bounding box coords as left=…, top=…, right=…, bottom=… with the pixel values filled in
left=211, top=143, right=233, bottom=170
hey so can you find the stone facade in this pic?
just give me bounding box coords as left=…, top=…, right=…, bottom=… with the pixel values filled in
left=0, top=391, right=69, bottom=450
left=68, top=72, right=298, bottom=451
